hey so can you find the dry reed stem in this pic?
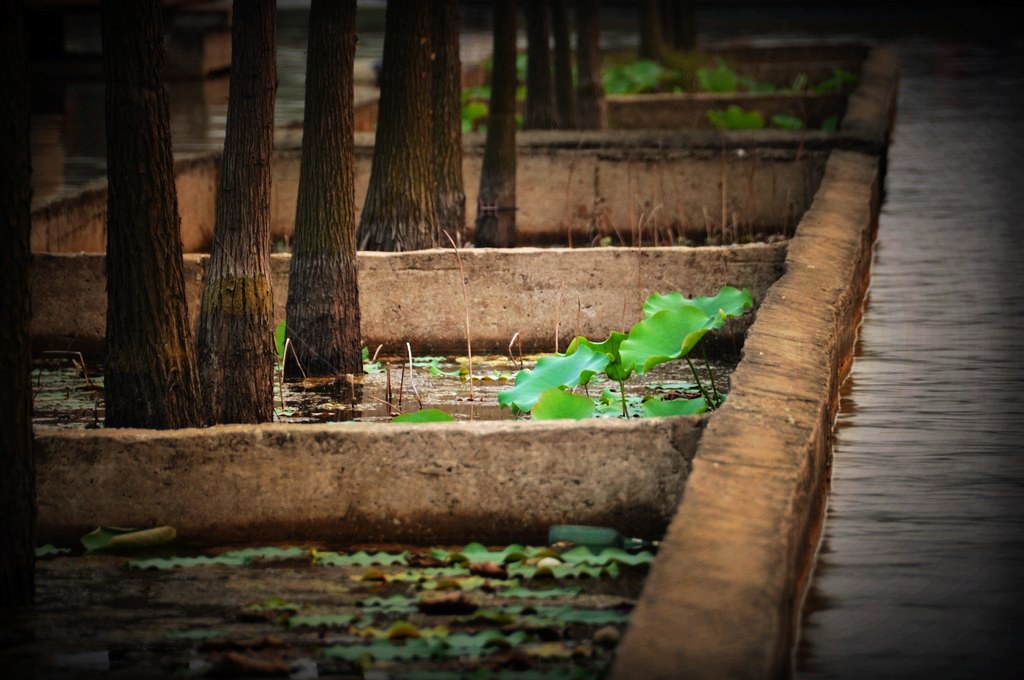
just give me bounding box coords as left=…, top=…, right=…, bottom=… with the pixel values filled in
left=406, top=342, right=423, bottom=409
left=443, top=230, right=474, bottom=400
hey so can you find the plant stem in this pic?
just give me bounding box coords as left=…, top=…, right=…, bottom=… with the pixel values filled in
left=443, top=230, right=474, bottom=400
left=618, top=378, right=628, bottom=418
left=685, top=356, right=715, bottom=409
left=702, top=344, right=720, bottom=407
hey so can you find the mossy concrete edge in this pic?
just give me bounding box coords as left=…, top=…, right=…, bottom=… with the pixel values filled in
left=613, top=150, right=882, bottom=678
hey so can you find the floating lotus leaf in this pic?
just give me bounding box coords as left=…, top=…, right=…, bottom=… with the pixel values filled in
left=435, top=542, right=532, bottom=565
left=531, top=387, right=596, bottom=421
left=497, top=343, right=609, bottom=412
left=322, top=638, right=441, bottom=664
left=502, top=586, right=583, bottom=599
left=357, top=595, right=418, bottom=614
left=642, top=396, right=708, bottom=417
left=697, top=63, right=739, bottom=93
left=393, top=409, right=456, bottom=423
left=706, top=105, right=765, bottom=130
left=557, top=547, right=655, bottom=567
left=287, top=612, right=360, bottom=629
left=35, top=544, right=72, bottom=557
left=128, top=554, right=251, bottom=570
left=314, top=550, right=408, bottom=567
left=508, top=562, right=620, bottom=580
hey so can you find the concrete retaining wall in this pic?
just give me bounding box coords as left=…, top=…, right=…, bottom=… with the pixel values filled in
left=36, top=412, right=704, bottom=546
left=31, top=242, right=786, bottom=356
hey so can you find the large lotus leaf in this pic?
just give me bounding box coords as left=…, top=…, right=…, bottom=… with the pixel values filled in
left=392, top=409, right=455, bottom=423
left=557, top=546, right=656, bottom=567
left=642, top=396, right=708, bottom=418
left=697, top=63, right=738, bottom=93
left=81, top=526, right=176, bottom=551
left=567, top=331, right=631, bottom=382
left=642, top=286, right=753, bottom=325
left=497, top=343, right=609, bottom=412
left=531, top=388, right=596, bottom=421
left=619, top=306, right=719, bottom=375
left=314, top=550, right=408, bottom=567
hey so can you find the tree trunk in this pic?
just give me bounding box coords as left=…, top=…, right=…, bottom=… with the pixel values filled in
left=474, top=0, right=517, bottom=247
left=662, top=0, right=696, bottom=52
left=659, top=0, right=677, bottom=49
left=523, top=0, right=557, bottom=130
left=431, top=0, right=466, bottom=242
left=638, top=0, right=662, bottom=61
left=0, top=0, right=36, bottom=607
left=574, top=0, right=607, bottom=130
left=357, top=0, right=437, bottom=252
left=550, top=0, right=578, bottom=129
left=196, top=0, right=277, bottom=423
left=101, top=0, right=204, bottom=429
left=285, top=0, right=361, bottom=378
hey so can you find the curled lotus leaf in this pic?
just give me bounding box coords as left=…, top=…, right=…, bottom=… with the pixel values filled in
left=497, top=343, right=609, bottom=412
left=618, top=306, right=719, bottom=375
left=642, top=286, right=752, bottom=325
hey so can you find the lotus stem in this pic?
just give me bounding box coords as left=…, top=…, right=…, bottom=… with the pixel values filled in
left=406, top=342, right=423, bottom=409
left=685, top=355, right=715, bottom=409
left=702, top=344, right=720, bottom=407
left=618, top=379, right=628, bottom=418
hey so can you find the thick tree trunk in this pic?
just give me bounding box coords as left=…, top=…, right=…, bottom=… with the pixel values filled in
left=431, top=0, right=466, bottom=242
left=550, top=0, right=578, bottom=129
left=0, top=0, right=36, bottom=607
left=662, top=0, right=697, bottom=52
left=285, top=0, right=361, bottom=378
left=523, top=0, right=557, bottom=130
left=357, top=0, right=437, bottom=252
left=101, top=0, right=204, bottom=429
left=196, top=0, right=277, bottom=423
left=638, top=0, right=662, bottom=61
left=574, top=0, right=607, bottom=130
left=474, top=0, right=517, bottom=247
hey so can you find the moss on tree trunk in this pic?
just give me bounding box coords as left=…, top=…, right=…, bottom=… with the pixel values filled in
left=196, top=0, right=277, bottom=423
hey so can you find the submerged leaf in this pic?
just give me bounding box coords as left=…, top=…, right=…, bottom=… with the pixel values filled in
left=81, top=526, right=176, bottom=552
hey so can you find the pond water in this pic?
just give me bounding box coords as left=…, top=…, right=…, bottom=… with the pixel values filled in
left=32, top=352, right=735, bottom=428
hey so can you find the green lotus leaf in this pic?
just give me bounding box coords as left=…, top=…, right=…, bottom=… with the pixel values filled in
left=642, top=286, right=752, bottom=324
left=438, top=542, right=531, bottom=565
left=36, top=544, right=72, bottom=557
left=567, top=331, right=631, bottom=382
left=287, top=612, right=360, bottom=629
left=128, top=554, right=250, bottom=570
left=531, top=387, right=596, bottom=421
left=821, top=114, right=839, bottom=132
left=220, top=546, right=307, bottom=560
left=771, top=113, right=804, bottom=130
left=697, top=63, right=738, bottom=93
left=274, top=320, right=287, bottom=357
left=706, top=105, right=765, bottom=130
left=498, top=343, right=609, bottom=412
left=619, top=306, right=719, bottom=375
left=508, top=562, right=620, bottom=580
left=533, top=605, right=630, bottom=625
left=357, top=595, right=419, bottom=614
left=643, top=396, right=709, bottom=417
left=314, top=550, right=409, bottom=567
left=392, top=409, right=456, bottom=423
left=502, top=586, right=583, bottom=599
left=557, top=546, right=656, bottom=567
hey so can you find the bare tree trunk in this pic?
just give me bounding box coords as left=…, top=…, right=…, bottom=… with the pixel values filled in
left=0, top=0, right=35, bottom=607
left=431, top=0, right=466, bottom=241
left=101, top=0, right=204, bottom=429
left=550, top=0, right=578, bottom=129
left=285, top=0, right=361, bottom=378
left=661, top=0, right=697, bottom=52
left=574, top=0, right=607, bottom=130
left=196, top=0, right=277, bottom=423
left=523, top=0, right=557, bottom=130
left=474, top=0, right=517, bottom=247
left=638, top=0, right=662, bottom=61
left=358, top=0, right=436, bottom=251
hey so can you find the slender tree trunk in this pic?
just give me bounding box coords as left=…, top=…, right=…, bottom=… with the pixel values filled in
left=431, top=0, right=466, bottom=242
left=285, top=0, right=361, bottom=378
left=474, top=0, right=517, bottom=247
left=550, top=0, right=577, bottom=129
left=662, top=0, right=697, bottom=52
left=101, top=0, right=203, bottom=429
left=0, top=0, right=35, bottom=607
left=659, top=0, right=677, bottom=49
left=638, top=0, right=662, bottom=61
left=523, top=0, right=557, bottom=130
left=574, top=0, right=607, bottom=130
left=196, top=0, right=276, bottom=423
left=357, top=0, right=436, bottom=251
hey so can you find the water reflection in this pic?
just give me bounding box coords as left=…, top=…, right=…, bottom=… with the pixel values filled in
left=796, top=36, right=1024, bottom=679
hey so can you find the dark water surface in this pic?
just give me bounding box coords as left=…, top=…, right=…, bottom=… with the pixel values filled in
left=794, top=34, right=1024, bottom=680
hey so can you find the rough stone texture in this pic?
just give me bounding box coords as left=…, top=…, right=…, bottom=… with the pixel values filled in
left=35, top=416, right=704, bottom=545
left=31, top=243, right=786, bottom=356
left=612, top=150, right=882, bottom=679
